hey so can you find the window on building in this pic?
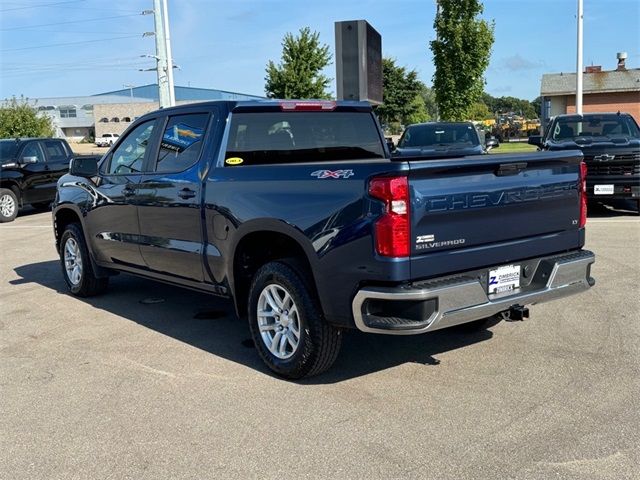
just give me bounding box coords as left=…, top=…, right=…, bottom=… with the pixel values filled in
left=154, top=113, right=209, bottom=173
left=99, top=117, right=109, bottom=123
left=59, top=106, right=77, bottom=118
left=121, top=117, right=131, bottom=122
left=111, top=117, right=120, bottom=123
left=81, top=104, right=94, bottom=111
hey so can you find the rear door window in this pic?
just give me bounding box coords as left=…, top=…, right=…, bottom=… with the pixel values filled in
left=225, top=111, right=384, bottom=166
left=43, top=140, right=68, bottom=162
left=153, top=113, right=209, bottom=173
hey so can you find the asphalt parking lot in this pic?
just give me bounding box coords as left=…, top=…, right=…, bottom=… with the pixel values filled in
left=1, top=204, right=639, bottom=480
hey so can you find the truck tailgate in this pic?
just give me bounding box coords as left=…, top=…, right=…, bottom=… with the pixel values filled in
left=408, top=150, right=584, bottom=279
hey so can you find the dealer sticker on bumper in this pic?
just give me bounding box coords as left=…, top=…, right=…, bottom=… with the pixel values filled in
left=594, top=185, right=614, bottom=195
left=488, top=264, right=520, bottom=294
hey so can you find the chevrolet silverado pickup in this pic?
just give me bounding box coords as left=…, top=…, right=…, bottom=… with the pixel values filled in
left=53, top=100, right=595, bottom=378
left=529, top=112, right=640, bottom=212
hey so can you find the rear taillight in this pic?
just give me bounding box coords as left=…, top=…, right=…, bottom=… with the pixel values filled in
left=579, top=161, right=587, bottom=228
left=368, top=176, right=410, bottom=257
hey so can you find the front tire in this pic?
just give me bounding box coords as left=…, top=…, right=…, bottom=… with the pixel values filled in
left=248, top=260, right=342, bottom=379
left=0, top=188, right=18, bottom=223
left=60, top=223, right=108, bottom=297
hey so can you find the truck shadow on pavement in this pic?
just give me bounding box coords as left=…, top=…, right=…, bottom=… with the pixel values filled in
left=588, top=199, right=639, bottom=217
left=12, top=260, right=497, bottom=384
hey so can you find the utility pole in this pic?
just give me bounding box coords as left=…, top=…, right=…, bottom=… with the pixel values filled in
left=576, top=0, right=583, bottom=114
left=162, top=0, right=175, bottom=106
left=434, top=0, right=441, bottom=121
left=152, top=0, right=170, bottom=108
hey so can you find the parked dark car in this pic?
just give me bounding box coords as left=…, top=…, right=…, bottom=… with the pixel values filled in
left=393, top=122, right=498, bottom=158
left=529, top=113, right=640, bottom=211
left=53, top=100, right=595, bottom=378
left=0, top=138, right=98, bottom=222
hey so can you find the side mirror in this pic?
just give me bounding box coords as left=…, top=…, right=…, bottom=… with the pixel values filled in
left=385, top=137, right=395, bottom=152
left=21, top=156, right=38, bottom=165
left=69, top=157, right=98, bottom=178
left=528, top=135, right=543, bottom=147
left=485, top=137, right=499, bottom=150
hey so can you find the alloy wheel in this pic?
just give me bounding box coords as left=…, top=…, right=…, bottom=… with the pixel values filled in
left=0, top=194, right=15, bottom=218
left=64, top=237, right=83, bottom=285
left=257, top=284, right=301, bottom=359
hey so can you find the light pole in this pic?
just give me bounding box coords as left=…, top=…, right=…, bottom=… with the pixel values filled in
left=576, top=0, right=583, bottom=115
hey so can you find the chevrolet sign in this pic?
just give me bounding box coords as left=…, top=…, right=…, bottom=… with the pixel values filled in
left=594, top=154, right=615, bottom=162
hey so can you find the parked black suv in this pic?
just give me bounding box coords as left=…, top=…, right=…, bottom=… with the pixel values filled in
left=0, top=138, right=94, bottom=222
left=529, top=113, right=640, bottom=211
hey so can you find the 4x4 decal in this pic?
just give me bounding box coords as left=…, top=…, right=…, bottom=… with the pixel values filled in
left=311, top=169, right=354, bottom=179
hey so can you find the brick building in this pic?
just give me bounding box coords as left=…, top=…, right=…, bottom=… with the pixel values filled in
left=540, top=53, right=640, bottom=128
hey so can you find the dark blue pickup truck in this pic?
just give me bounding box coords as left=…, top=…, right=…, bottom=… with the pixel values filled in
left=53, top=100, right=595, bottom=378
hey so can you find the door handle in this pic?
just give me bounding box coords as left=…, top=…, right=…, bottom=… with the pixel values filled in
left=178, top=188, right=196, bottom=199
left=122, top=186, right=135, bottom=197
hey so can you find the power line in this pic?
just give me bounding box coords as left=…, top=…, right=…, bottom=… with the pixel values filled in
left=0, top=34, right=141, bottom=52
left=0, top=0, right=84, bottom=12
left=0, top=13, right=143, bottom=31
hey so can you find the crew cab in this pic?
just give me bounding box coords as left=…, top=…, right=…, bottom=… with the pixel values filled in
left=393, top=121, right=498, bottom=158
left=529, top=112, right=640, bottom=212
left=0, top=137, right=97, bottom=222
left=95, top=133, right=119, bottom=147
left=53, top=100, right=595, bottom=378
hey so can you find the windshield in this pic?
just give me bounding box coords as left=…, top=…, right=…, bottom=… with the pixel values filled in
left=398, top=123, right=479, bottom=148
left=0, top=141, right=18, bottom=160
left=551, top=115, right=640, bottom=141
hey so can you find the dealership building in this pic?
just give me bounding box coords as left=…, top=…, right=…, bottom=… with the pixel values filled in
left=540, top=53, right=640, bottom=127
left=28, top=84, right=263, bottom=142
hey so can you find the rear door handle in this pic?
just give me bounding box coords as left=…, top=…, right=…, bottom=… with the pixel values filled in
left=122, top=186, right=135, bottom=197
left=178, top=188, right=196, bottom=199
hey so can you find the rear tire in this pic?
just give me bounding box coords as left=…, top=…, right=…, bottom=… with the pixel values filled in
left=0, top=188, right=18, bottom=223
left=247, top=259, right=342, bottom=379
left=60, top=223, right=108, bottom=297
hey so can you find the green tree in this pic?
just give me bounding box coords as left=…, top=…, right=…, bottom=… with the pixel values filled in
left=419, top=84, right=438, bottom=120
left=0, top=96, right=54, bottom=138
left=265, top=27, right=332, bottom=99
left=376, top=58, right=424, bottom=127
left=405, top=94, right=430, bottom=125
left=467, top=101, right=491, bottom=120
left=531, top=96, right=542, bottom=118
left=430, top=0, right=495, bottom=121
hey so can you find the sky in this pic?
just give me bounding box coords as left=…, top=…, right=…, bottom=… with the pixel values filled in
left=0, top=0, right=639, bottom=101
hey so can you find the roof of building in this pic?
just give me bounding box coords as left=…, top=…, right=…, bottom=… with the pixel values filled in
left=541, top=68, right=640, bottom=96
left=94, top=84, right=264, bottom=102
left=22, top=85, right=263, bottom=107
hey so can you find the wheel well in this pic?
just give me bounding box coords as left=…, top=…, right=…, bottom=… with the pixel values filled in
left=233, top=231, right=315, bottom=317
left=1, top=181, right=21, bottom=205
left=54, top=208, right=81, bottom=250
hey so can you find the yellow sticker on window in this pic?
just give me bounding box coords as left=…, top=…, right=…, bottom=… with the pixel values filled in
left=225, top=157, right=243, bottom=165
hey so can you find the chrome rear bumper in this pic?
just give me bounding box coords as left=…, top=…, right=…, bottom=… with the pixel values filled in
left=352, top=250, right=595, bottom=335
